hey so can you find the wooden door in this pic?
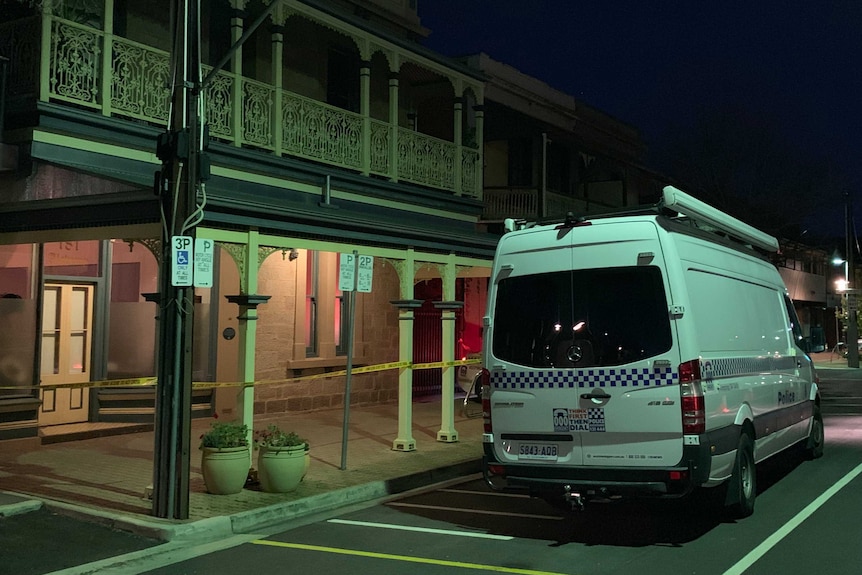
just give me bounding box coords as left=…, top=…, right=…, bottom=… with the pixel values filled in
left=39, top=283, right=94, bottom=425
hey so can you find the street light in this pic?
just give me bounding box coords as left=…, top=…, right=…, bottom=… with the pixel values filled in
left=833, top=255, right=848, bottom=292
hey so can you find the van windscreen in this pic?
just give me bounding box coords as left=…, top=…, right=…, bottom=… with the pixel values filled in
left=492, top=266, right=672, bottom=368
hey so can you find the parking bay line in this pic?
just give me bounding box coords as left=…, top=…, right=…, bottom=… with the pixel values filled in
left=387, top=501, right=564, bottom=521
left=250, top=539, right=569, bottom=575
left=724, top=460, right=862, bottom=575
left=440, top=488, right=532, bottom=499
left=328, top=518, right=513, bottom=539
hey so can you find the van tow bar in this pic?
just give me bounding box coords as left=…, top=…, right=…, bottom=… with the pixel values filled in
left=563, top=485, right=585, bottom=511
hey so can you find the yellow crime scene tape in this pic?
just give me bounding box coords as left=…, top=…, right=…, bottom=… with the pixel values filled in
left=0, top=358, right=482, bottom=392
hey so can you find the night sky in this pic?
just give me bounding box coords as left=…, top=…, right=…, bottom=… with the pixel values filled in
left=418, top=1, right=861, bottom=236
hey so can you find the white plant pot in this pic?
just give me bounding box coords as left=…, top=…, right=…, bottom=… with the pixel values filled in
left=200, top=446, right=250, bottom=495
left=257, top=444, right=307, bottom=493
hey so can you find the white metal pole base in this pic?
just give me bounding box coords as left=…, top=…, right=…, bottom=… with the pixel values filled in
left=392, top=438, right=417, bottom=451
left=436, top=430, right=459, bottom=443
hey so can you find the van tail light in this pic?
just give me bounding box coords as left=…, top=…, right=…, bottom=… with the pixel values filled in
left=480, top=368, right=492, bottom=433
left=678, top=358, right=701, bottom=383
left=679, top=359, right=705, bottom=434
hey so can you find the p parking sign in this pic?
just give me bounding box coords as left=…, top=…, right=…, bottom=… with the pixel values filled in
left=194, top=238, right=214, bottom=288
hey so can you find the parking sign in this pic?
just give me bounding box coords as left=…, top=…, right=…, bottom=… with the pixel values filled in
left=339, top=253, right=356, bottom=291
left=194, top=238, right=214, bottom=288
left=171, top=236, right=193, bottom=286
left=357, top=255, right=373, bottom=293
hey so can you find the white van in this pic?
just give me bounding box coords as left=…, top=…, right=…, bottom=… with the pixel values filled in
left=480, top=186, right=823, bottom=518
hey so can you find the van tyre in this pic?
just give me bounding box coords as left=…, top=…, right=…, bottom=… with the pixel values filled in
left=803, top=405, right=824, bottom=460
left=726, top=432, right=756, bottom=519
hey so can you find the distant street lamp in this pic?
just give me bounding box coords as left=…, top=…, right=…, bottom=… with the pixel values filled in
left=833, top=255, right=848, bottom=292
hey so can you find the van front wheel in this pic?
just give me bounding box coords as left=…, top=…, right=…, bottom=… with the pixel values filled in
left=726, top=432, right=756, bottom=519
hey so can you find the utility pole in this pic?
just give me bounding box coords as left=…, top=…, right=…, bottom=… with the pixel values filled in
left=150, top=0, right=284, bottom=519
left=846, top=192, right=859, bottom=368
left=152, top=0, right=203, bottom=519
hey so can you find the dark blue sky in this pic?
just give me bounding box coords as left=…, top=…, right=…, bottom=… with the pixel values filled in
left=418, top=1, right=861, bottom=233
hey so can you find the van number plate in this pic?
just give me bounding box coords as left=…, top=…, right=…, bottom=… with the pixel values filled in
left=518, top=443, right=558, bottom=461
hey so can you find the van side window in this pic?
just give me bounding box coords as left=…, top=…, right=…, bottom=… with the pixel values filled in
left=492, top=266, right=672, bottom=368
left=783, top=295, right=805, bottom=347
left=686, top=270, right=788, bottom=353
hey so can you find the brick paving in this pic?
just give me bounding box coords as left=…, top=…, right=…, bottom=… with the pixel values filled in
left=0, top=399, right=483, bottom=529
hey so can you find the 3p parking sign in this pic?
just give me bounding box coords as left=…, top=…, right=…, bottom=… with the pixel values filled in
left=171, top=236, right=193, bottom=286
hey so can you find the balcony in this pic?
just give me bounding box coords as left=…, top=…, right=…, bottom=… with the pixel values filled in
left=481, top=187, right=592, bottom=222
left=0, top=12, right=481, bottom=198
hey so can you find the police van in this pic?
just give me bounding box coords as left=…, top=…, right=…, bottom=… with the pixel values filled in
left=480, top=186, right=823, bottom=518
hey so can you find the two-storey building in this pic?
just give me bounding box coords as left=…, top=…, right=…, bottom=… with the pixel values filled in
left=0, top=0, right=666, bottom=447
left=0, top=0, right=495, bottom=447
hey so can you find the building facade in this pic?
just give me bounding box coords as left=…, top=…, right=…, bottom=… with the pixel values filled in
left=0, top=0, right=679, bottom=446
left=0, top=0, right=494, bottom=445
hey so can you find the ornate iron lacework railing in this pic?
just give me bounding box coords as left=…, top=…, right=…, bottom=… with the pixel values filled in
left=9, top=13, right=480, bottom=198
left=282, top=92, right=362, bottom=169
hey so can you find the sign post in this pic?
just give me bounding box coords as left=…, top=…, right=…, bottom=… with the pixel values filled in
left=845, top=192, right=859, bottom=368
left=338, top=251, right=373, bottom=469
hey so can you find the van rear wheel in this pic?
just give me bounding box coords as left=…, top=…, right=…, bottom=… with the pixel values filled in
left=803, top=405, right=824, bottom=460
left=726, top=432, right=756, bottom=519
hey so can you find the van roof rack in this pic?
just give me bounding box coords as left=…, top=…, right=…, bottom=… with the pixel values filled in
left=504, top=185, right=779, bottom=253
left=659, top=186, right=779, bottom=252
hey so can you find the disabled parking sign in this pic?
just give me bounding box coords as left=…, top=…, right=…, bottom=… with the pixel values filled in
left=171, top=236, right=193, bottom=286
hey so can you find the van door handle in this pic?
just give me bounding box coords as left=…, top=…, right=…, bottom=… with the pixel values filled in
left=581, top=392, right=611, bottom=400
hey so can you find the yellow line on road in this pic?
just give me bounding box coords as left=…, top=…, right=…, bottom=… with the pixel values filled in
left=249, top=540, right=569, bottom=575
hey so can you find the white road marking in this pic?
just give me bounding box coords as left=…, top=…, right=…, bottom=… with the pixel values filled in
left=327, top=518, right=513, bottom=540
left=724, top=461, right=862, bottom=575
left=440, top=488, right=531, bottom=499
left=387, top=501, right=564, bottom=520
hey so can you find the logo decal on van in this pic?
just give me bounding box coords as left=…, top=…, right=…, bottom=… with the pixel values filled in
left=492, top=367, right=678, bottom=390
left=553, top=407, right=606, bottom=432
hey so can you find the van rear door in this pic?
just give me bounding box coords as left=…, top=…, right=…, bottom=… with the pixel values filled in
left=489, top=220, right=684, bottom=469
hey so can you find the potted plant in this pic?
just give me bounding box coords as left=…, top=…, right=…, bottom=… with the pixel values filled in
left=254, top=424, right=308, bottom=493
left=199, top=419, right=250, bottom=495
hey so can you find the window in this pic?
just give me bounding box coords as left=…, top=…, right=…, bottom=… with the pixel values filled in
left=492, top=267, right=672, bottom=368
left=687, top=270, right=788, bottom=353
left=334, top=255, right=349, bottom=356
left=305, top=252, right=318, bottom=357
left=44, top=241, right=101, bottom=277
left=783, top=295, right=805, bottom=347
left=306, top=251, right=352, bottom=359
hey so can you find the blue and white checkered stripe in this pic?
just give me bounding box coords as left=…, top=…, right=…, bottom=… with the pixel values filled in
left=703, top=356, right=798, bottom=378
left=491, top=367, right=678, bottom=390
left=491, top=355, right=800, bottom=390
